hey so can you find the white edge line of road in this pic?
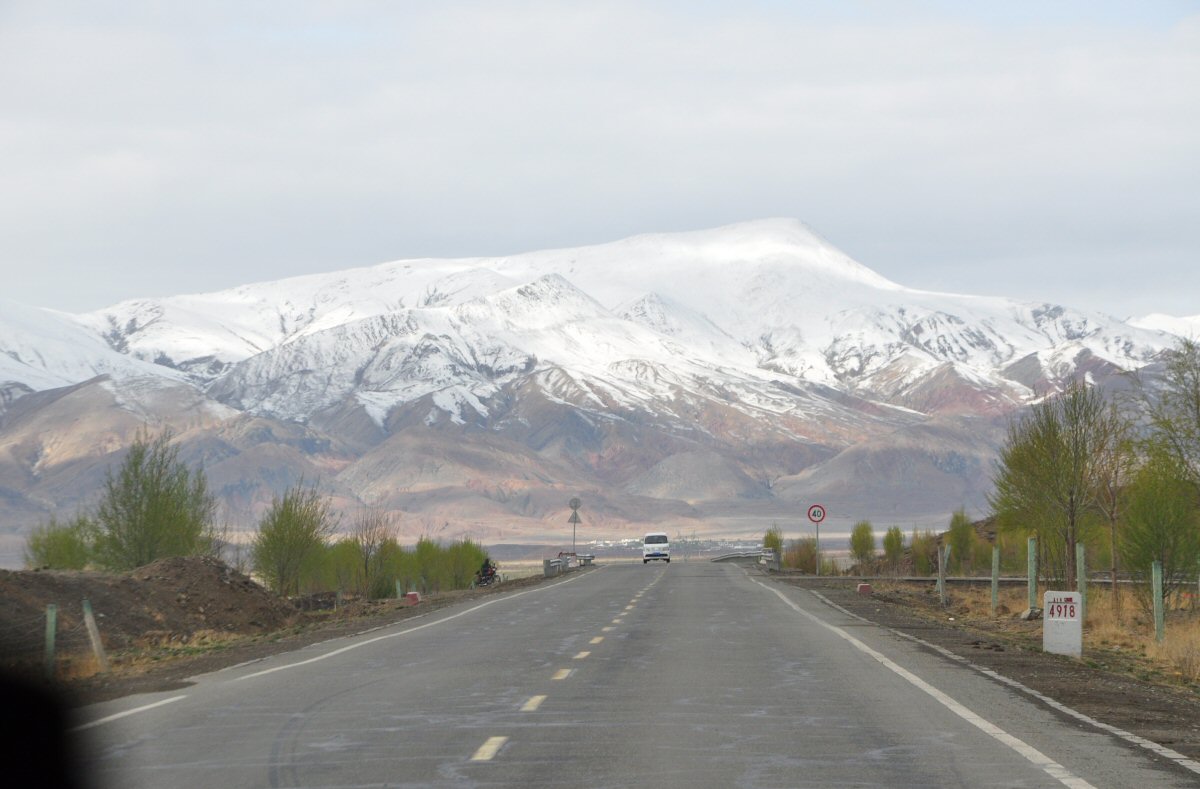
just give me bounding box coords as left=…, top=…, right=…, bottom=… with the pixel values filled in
left=234, top=566, right=599, bottom=681
left=71, top=566, right=602, bottom=731
left=69, top=695, right=187, bottom=732
left=753, top=578, right=1096, bottom=789
left=805, top=587, right=1200, bottom=778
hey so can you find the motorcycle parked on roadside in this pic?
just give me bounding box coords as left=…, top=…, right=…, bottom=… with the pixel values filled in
left=475, top=561, right=499, bottom=587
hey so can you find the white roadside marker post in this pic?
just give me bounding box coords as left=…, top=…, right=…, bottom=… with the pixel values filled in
left=1043, top=591, right=1082, bottom=657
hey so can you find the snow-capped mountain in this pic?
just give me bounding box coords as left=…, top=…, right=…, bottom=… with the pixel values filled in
left=1130, top=313, right=1200, bottom=339
left=0, top=299, right=183, bottom=407
left=0, top=219, right=1188, bottom=551
left=74, top=218, right=1174, bottom=421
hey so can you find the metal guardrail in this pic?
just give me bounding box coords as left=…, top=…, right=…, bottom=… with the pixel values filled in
left=543, top=555, right=596, bottom=577
left=867, top=576, right=1152, bottom=586
left=763, top=573, right=1154, bottom=586
left=710, top=551, right=766, bottom=562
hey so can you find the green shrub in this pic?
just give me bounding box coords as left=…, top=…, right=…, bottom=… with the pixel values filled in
left=882, top=526, right=905, bottom=572
left=94, top=430, right=218, bottom=570
left=947, top=510, right=974, bottom=572
left=911, top=529, right=937, bottom=576
left=763, top=525, right=784, bottom=557
left=252, top=481, right=337, bottom=595
left=785, top=536, right=817, bottom=572
left=25, top=516, right=96, bottom=569
left=318, top=539, right=362, bottom=595
left=390, top=536, right=490, bottom=594
left=849, top=520, right=875, bottom=567
left=1120, top=448, right=1200, bottom=610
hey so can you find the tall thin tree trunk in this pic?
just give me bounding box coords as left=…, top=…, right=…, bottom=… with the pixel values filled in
left=1109, top=514, right=1121, bottom=622
left=1065, top=493, right=1078, bottom=590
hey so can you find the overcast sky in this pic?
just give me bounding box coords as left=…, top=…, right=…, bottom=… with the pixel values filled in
left=1, top=1, right=1197, bottom=319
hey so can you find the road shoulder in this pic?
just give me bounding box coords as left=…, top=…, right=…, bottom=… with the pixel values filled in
left=768, top=573, right=1200, bottom=764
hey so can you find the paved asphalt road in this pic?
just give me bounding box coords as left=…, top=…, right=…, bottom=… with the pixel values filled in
left=75, top=562, right=1197, bottom=788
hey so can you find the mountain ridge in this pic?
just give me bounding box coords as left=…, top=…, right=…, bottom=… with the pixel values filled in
left=0, top=219, right=1188, bottom=559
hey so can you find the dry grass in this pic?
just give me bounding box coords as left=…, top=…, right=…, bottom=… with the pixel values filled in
left=1149, top=623, right=1200, bottom=683
left=875, top=581, right=1200, bottom=689
left=1084, top=587, right=1200, bottom=683
left=57, top=653, right=104, bottom=681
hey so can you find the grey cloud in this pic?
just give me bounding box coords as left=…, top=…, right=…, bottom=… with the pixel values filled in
left=0, top=3, right=1196, bottom=317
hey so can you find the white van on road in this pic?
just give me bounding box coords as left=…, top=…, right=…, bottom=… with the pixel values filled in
left=642, top=532, right=670, bottom=563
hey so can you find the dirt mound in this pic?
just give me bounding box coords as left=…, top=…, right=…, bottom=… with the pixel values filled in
left=0, top=556, right=295, bottom=667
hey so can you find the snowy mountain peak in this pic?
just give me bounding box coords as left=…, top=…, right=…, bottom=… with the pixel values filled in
left=485, top=273, right=611, bottom=325
left=1129, top=313, right=1200, bottom=339
left=607, top=218, right=902, bottom=290
left=0, top=298, right=183, bottom=394
left=0, top=219, right=1180, bottom=426
left=1, top=219, right=1194, bottom=543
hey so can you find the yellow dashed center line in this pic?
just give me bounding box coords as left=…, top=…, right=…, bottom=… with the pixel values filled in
left=601, top=626, right=614, bottom=632
left=573, top=650, right=591, bottom=659
left=552, top=668, right=572, bottom=680
left=470, top=736, right=509, bottom=761
left=520, top=695, right=547, bottom=712
left=624, top=605, right=635, bottom=611
left=590, top=636, right=604, bottom=644
left=612, top=618, right=623, bottom=624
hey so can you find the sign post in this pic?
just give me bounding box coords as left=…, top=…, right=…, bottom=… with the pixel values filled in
left=807, top=504, right=826, bottom=576
left=568, top=498, right=581, bottom=555
left=1043, top=591, right=1082, bottom=657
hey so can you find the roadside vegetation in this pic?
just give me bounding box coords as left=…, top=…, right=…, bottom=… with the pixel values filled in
left=778, top=535, right=838, bottom=575
left=24, top=436, right=491, bottom=599
left=870, top=581, right=1200, bottom=688
left=840, top=339, right=1200, bottom=611
left=769, top=337, right=1200, bottom=686
left=988, top=338, right=1199, bottom=607
left=25, top=430, right=221, bottom=571
left=849, top=520, right=875, bottom=566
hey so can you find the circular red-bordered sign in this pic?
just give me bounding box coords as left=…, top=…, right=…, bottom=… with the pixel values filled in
left=807, top=504, right=826, bottom=523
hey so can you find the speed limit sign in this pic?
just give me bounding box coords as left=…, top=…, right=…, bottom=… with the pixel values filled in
left=807, top=504, right=826, bottom=523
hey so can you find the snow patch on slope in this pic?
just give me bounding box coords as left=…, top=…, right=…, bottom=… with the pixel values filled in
left=1130, top=313, right=1200, bottom=339
left=0, top=299, right=182, bottom=393
left=4, top=219, right=1180, bottom=431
